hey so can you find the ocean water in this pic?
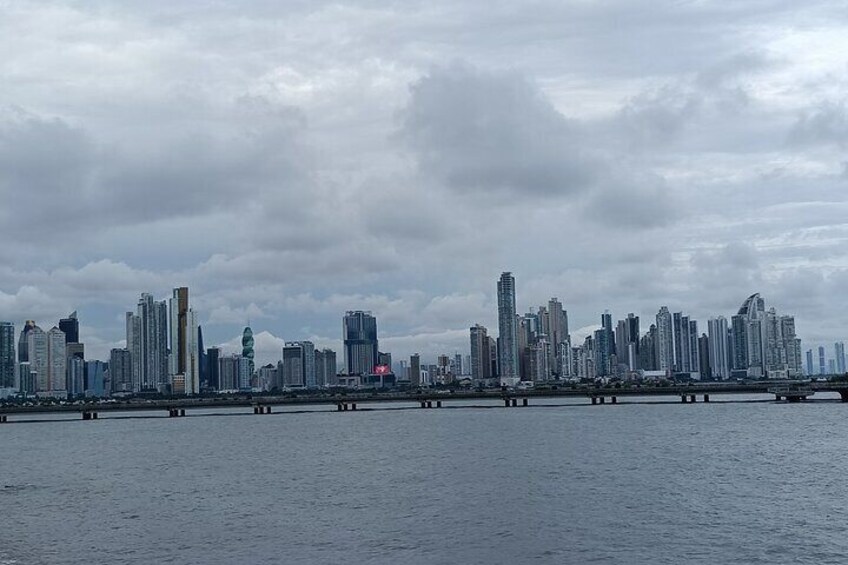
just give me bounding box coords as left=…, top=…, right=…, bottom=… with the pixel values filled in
left=2, top=396, right=848, bottom=564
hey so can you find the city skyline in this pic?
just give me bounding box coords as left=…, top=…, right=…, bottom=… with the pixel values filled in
left=1, top=277, right=843, bottom=375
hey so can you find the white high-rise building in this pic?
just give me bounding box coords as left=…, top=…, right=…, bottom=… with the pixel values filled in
left=708, top=317, right=730, bottom=380
left=27, top=325, right=48, bottom=394
left=126, top=293, right=169, bottom=392
left=46, top=326, right=67, bottom=397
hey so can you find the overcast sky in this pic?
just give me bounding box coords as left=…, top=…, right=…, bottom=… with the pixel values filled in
left=2, top=1, right=847, bottom=366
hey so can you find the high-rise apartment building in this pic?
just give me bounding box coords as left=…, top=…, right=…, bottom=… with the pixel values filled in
left=126, top=293, right=169, bottom=391
left=343, top=311, right=378, bottom=375
left=835, top=342, right=846, bottom=374
left=497, top=272, right=518, bottom=384
left=169, top=287, right=200, bottom=394
left=109, top=348, right=133, bottom=393
left=470, top=324, right=491, bottom=381
left=656, top=307, right=674, bottom=373
left=708, top=317, right=730, bottom=380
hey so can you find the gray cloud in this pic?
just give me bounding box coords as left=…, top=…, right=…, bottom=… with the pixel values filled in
left=1, top=0, right=847, bottom=362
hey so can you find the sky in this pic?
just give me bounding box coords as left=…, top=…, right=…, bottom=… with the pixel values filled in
left=1, top=0, right=848, bottom=366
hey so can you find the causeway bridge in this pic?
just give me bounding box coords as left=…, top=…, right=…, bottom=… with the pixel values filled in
left=2, top=381, right=848, bottom=423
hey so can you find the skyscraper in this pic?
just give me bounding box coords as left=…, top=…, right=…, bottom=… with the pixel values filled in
left=835, top=342, right=846, bottom=374
left=0, top=322, right=14, bottom=389
left=18, top=320, right=35, bottom=363
left=470, top=324, right=491, bottom=381
left=497, top=272, right=518, bottom=384
left=314, top=348, right=337, bottom=387
left=708, top=317, right=730, bottom=380
left=343, top=311, right=378, bottom=375
left=206, top=347, right=220, bottom=390
left=109, top=348, right=133, bottom=393
left=127, top=293, right=169, bottom=391
left=27, top=325, right=47, bottom=393
left=169, top=287, right=200, bottom=395
left=282, top=342, right=312, bottom=387
left=656, top=307, right=674, bottom=374
left=409, top=353, right=421, bottom=387
left=805, top=349, right=814, bottom=376
left=59, top=312, right=79, bottom=344
left=241, top=326, right=255, bottom=379
left=819, top=346, right=826, bottom=375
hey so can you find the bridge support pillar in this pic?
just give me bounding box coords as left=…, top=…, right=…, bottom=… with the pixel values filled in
left=436, top=400, right=442, bottom=408
left=82, top=412, right=90, bottom=420
left=180, top=409, right=186, bottom=417
left=352, top=403, right=357, bottom=411
left=337, top=403, right=343, bottom=411
left=420, top=401, right=426, bottom=409
left=689, top=395, right=696, bottom=403
left=427, top=401, right=433, bottom=409
left=703, top=394, right=710, bottom=403
left=680, top=395, right=687, bottom=403
left=599, top=397, right=605, bottom=405
left=343, top=403, right=348, bottom=411
left=611, top=396, right=617, bottom=404
left=840, top=391, right=848, bottom=403
left=511, top=398, right=518, bottom=407
left=504, top=398, right=510, bottom=407
left=522, top=398, right=528, bottom=407
left=0, top=415, right=6, bottom=423
left=591, top=397, right=597, bottom=405
left=266, top=406, right=271, bottom=414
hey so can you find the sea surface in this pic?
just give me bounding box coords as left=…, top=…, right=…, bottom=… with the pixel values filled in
left=2, top=395, right=848, bottom=564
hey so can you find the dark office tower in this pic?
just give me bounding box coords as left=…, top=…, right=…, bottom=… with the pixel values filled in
left=497, top=272, right=518, bottom=383
left=18, top=320, right=36, bottom=363
left=0, top=321, right=14, bottom=388
left=409, top=354, right=421, bottom=387
left=698, top=334, right=711, bottom=379
left=343, top=311, right=378, bottom=375
left=206, top=347, right=220, bottom=390
left=59, top=312, right=79, bottom=344
left=819, top=346, right=826, bottom=375
left=198, top=325, right=207, bottom=388
left=806, top=349, right=814, bottom=376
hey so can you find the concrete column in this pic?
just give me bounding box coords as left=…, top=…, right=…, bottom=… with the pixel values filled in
left=689, top=395, right=696, bottom=403
left=611, top=397, right=617, bottom=404
left=436, top=400, right=442, bottom=408
left=352, top=403, right=357, bottom=411
left=599, top=397, right=605, bottom=405
left=180, top=409, right=186, bottom=417
left=337, top=403, right=343, bottom=411
left=522, top=398, right=528, bottom=407
left=591, top=397, right=597, bottom=405
left=504, top=398, right=510, bottom=407
left=681, top=395, right=687, bottom=403
left=703, top=394, right=710, bottom=402
left=266, top=406, right=272, bottom=414
left=511, top=398, right=517, bottom=407
left=420, top=401, right=427, bottom=409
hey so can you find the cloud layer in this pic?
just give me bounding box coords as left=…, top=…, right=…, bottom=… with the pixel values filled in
left=2, top=1, right=848, bottom=365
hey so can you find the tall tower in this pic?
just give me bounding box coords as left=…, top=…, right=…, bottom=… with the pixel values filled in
left=497, top=272, right=518, bottom=385
left=470, top=324, right=491, bottom=381
left=169, top=287, right=199, bottom=394
left=59, top=312, right=79, bottom=343
left=242, top=326, right=255, bottom=375
left=0, top=322, right=14, bottom=389
left=656, top=307, right=674, bottom=373
left=127, top=293, right=169, bottom=391
left=708, top=317, right=730, bottom=380
left=18, top=320, right=36, bottom=363
left=343, top=311, right=378, bottom=375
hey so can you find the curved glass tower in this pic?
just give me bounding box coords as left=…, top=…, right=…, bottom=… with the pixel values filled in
left=242, top=326, right=255, bottom=374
